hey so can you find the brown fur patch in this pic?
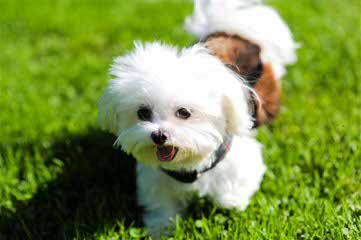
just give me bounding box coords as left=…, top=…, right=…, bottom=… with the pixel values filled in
left=205, top=32, right=262, bottom=85
left=205, top=32, right=281, bottom=127
left=253, top=63, right=281, bottom=126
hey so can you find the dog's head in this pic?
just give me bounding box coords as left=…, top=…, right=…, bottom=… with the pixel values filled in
left=98, top=42, right=252, bottom=170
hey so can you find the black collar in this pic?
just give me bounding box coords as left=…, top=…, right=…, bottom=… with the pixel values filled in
left=160, top=136, right=233, bottom=183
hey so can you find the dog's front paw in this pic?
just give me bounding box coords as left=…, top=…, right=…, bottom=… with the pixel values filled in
left=216, top=193, right=250, bottom=211
left=143, top=209, right=179, bottom=239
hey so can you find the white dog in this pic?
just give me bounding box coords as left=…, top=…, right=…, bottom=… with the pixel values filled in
left=98, top=0, right=297, bottom=236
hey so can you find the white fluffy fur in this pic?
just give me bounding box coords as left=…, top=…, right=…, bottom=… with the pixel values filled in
left=100, top=42, right=252, bottom=170
left=185, top=0, right=298, bottom=79
left=98, top=0, right=296, bottom=237
left=137, top=136, right=266, bottom=234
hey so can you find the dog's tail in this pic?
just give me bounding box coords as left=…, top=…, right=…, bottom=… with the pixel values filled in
left=185, top=0, right=298, bottom=78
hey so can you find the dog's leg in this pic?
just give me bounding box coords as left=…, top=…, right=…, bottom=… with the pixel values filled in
left=136, top=164, right=190, bottom=238
left=142, top=204, right=182, bottom=238
left=214, top=181, right=263, bottom=211
left=204, top=137, right=266, bottom=212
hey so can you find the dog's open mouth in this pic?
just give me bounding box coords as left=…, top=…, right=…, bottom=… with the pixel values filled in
left=157, top=146, right=179, bottom=162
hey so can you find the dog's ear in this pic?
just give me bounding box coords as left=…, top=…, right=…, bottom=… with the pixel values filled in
left=98, top=84, right=120, bottom=134
left=222, top=83, right=253, bottom=136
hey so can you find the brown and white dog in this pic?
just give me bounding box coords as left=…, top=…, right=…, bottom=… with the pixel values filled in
left=99, top=0, right=297, bottom=237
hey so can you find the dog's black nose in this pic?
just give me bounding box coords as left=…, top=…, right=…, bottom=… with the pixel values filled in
left=151, top=130, right=169, bottom=145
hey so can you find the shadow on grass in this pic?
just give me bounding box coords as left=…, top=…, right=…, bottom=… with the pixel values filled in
left=0, top=130, right=143, bottom=239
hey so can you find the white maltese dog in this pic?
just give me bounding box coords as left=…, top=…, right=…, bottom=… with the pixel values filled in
left=98, top=0, right=297, bottom=236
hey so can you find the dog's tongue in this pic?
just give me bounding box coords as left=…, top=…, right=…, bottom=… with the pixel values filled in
left=157, top=146, right=178, bottom=162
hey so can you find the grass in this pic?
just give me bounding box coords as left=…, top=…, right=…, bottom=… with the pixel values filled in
left=0, top=0, right=360, bottom=239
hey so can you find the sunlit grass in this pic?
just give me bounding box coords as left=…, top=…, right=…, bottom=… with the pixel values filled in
left=0, top=0, right=360, bottom=239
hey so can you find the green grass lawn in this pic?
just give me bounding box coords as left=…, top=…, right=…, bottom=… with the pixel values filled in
left=0, top=0, right=360, bottom=239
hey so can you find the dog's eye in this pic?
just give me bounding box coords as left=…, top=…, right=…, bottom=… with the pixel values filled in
left=176, top=108, right=191, bottom=119
left=137, top=107, right=152, bottom=121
